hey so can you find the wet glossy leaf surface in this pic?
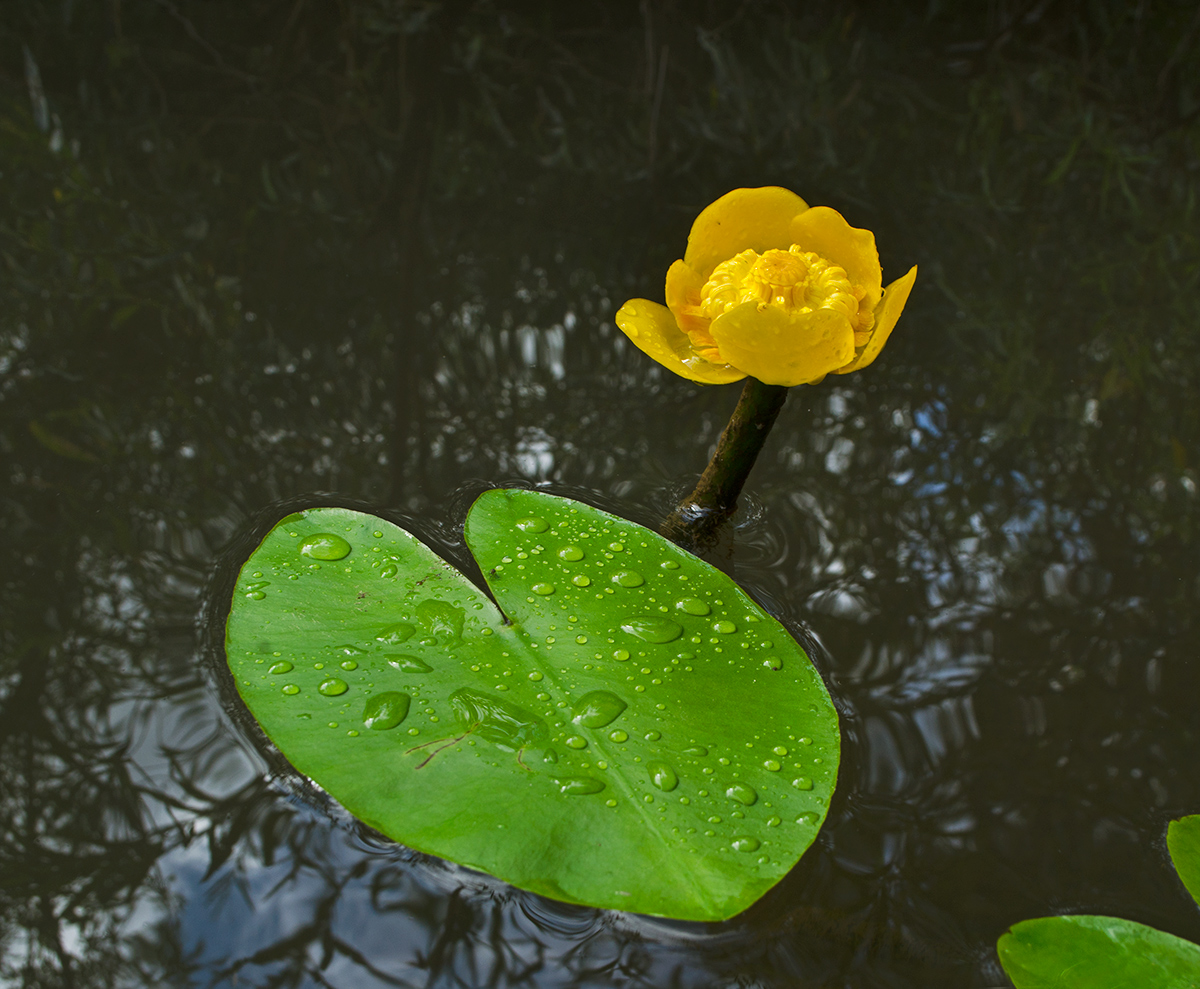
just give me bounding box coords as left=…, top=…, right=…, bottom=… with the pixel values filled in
left=225, top=490, right=839, bottom=920
left=997, top=915, right=1200, bottom=989
left=1169, top=815, right=1200, bottom=908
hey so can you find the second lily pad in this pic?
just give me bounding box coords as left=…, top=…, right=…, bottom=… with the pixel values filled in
left=224, top=489, right=840, bottom=921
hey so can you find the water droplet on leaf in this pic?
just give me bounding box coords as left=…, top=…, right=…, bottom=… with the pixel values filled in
left=620, top=616, right=683, bottom=643
left=731, top=836, right=761, bottom=853
left=450, top=689, right=549, bottom=752
left=648, top=761, right=679, bottom=791
left=319, top=678, right=349, bottom=696
left=299, top=533, right=351, bottom=561
left=516, top=517, right=549, bottom=533
left=376, top=623, right=416, bottom=645
left=558, top=546, right=584, bottom=561
left=726, top=782, right=758, bottom=805
left=268, top=661, right=294, bottom=674
left=363, top=691, right=412, bottom=730
left=571, top=690, right=627, bottom=728
left=554, top=776, right=605, bottom=795
left=676, top=597, right=711, bottom=616
left=613, top=570, right=644, bottom=587
left=387, top=655, right=432, bottom=674
left=415, top=600, right=464, bottom=640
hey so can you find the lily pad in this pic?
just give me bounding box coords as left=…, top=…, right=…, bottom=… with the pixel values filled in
left=997, top=915, right=1200, bottom=989
left=224, top=489, right=840, bottom=921
left=1168, top=814, right=1200, bottom=908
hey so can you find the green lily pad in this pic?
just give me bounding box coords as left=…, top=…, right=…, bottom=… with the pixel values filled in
left=224, top=489, right=840, bottom=921
left=1168, top=814, right=1200, bottom=908
left=997, top=915, right=1200, bottom=988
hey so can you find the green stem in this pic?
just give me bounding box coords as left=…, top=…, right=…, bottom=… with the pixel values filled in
left=661, top=378, right=789, bottom=551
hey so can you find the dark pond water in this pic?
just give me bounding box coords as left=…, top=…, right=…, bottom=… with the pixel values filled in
left=4, top=2, right=1200, bottom=986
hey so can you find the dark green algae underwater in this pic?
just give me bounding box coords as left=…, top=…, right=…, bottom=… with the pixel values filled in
left=3, top=1, right=1200, bottom=987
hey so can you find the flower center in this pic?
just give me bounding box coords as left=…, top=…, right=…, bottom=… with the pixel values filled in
left=699, top=246, right=874, bottom=336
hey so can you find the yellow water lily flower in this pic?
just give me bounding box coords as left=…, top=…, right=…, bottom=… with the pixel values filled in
left=616, top=187, right=917, bottom=387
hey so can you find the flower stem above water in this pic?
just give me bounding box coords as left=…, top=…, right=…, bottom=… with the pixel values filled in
left=661, top=378, right=788, bottom=552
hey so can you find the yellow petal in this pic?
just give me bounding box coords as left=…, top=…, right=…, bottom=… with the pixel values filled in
left=789, top=206, right=883, bottom=312
left=709, top=302, right=855, bottom=387
left=615, top=299, right=747, bottom=385
left=683, top=187, right=809, bottom=277
left=664, top=259, right=705, bottom=314
left=833, top=264, right=917, bottom=374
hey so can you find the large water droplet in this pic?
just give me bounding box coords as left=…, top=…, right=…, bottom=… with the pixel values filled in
left=268, top=660, right=294, bottom=674
left=648, top=760, right=679, bottom=791
left=415, top=599, right=464, bottom=640
left=380, top=563, right=399, bottom=578
left=731, top=836, right=761, bottom=853
left=282, top=684, right=300, bottom=695
left=763, top=759, right=781, bottom=772
left=558, top=546, right=584, bottom=561
left=516, top=516, right=549, bottom=533
left=713, top=620, right=737, bottom=635
left=792, top=776, right=814, bottom=790
left=532, top=583, right=555, bottom=596
left=376, top=622, right=416, bottom=645
left=363, top=691, right=412, bottom=730
left=299, top=533, right=351, bottom=561
left=620, top=616, right=683, bottom=643
left=608, top=729, right=628, bottom=743
left=319, top=678, right=349, bottom=696
left=682, top=745, right=708, bottom=756
left=571, top=690, right=627, bottom=728
left=565, top=735, right=587, bottom=749
left=726, top=782, right=758, bottom=805
left=553, top=776, right=605, bottom=795
left=572, top=575, right=591, bottom=587
left=450, top=689, right=549, bottom=751
left=613, top=570, right=645, bottom=587
left=676, top=597, right=711, bottom=616
left=387, top=654, right=432, bottom=674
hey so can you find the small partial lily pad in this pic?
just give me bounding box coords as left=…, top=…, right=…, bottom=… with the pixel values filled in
left=997, top=915, right=1200, bottom=988
left=224, top=489, right=840, bottom=921
left=1168, top=814, right=1200, bottom=908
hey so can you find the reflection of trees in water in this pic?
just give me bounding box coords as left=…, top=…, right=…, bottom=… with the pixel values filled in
left=2, top=0, right=1200, bottom=985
